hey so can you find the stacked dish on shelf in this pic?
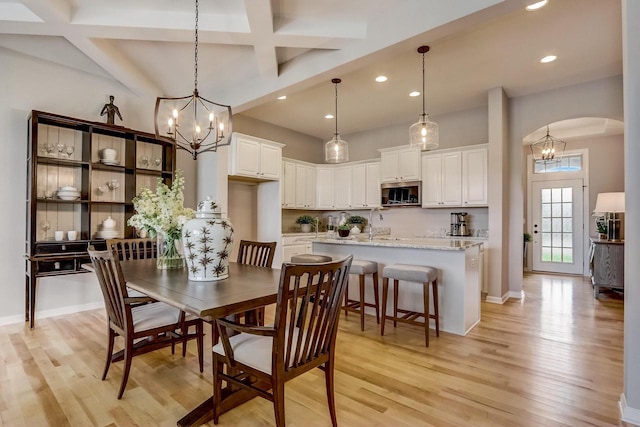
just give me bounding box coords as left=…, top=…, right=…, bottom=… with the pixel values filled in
left=95, top=216, right=119, bottom=239
left=99, top=148, right=119, bottom=166
left=57, top=186, right=81, bottom=201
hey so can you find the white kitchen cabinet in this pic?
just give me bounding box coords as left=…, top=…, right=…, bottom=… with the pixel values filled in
left=422, top=151, right=461, bottom=207
left=316, top=166, right=335, bottom=209
left=379, top=146, right=421, bottom=182
left=281, top=235, right=313, bottom=262
left=333, top=166, right=352, bottom=209
left=462, top=147, right=488, bottom=206
left=295, top=163, right=316, bottom=208
left=230, top=132, right=284, bottom=180
left=282, top=161, right=295, bottom=208
left=352, top=162, right=381, bottom=208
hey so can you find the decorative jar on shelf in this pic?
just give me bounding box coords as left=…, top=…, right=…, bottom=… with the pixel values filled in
left=182, top=197, right=234, bottom=281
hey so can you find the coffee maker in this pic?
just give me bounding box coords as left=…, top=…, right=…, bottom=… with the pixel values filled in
left=450, top=212, right=470, bottom=237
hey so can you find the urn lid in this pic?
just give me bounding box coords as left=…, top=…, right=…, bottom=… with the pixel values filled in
left=195, top=196, right=220, bottom=218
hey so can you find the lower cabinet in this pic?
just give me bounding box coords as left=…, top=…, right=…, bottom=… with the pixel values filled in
left=282, top=235, right=313, bottom=262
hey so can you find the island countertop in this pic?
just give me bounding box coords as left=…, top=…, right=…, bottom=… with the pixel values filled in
left=308, top=236, right=483, bottom=251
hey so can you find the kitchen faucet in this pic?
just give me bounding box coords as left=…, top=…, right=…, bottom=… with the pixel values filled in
left=368, top=207, right=383, bottom=241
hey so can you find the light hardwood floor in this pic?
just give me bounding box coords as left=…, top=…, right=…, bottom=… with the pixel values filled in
left=0, top=273, right=627, bottom=426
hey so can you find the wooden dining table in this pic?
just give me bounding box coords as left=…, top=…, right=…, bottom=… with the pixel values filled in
left=116, top=259, right=283, bottom=426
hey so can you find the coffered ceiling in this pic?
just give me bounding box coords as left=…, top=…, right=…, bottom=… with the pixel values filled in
left=0, top=0, right=622, bottom=139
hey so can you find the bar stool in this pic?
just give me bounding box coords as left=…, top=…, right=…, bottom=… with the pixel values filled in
left=290, top=254, right=332, bottom=263
left=381, top=264, right=439, bottom=347
left=343, top=260, right=380, bottom=331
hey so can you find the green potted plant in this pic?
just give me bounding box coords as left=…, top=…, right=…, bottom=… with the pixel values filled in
left=296, top=215, right=315, bottom=233
left=337, top=224, right=351, bottom=238
left=348, top=215, right=367, bottom=232
left=523, top=233, right=532, bottom=266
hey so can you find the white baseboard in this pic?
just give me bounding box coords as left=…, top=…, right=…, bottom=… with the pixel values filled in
left=508, top=290, right=525, bottom=300
left=0, top=302, right=103, bottom=327
left=0, top=314, right=25, bottom=327
left=619, top=393, right=640, bottom=426
left=485, top=296, right=503, bottom=304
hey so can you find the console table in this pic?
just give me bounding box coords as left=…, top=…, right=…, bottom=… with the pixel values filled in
left=589, top=238, right=624, bottom=298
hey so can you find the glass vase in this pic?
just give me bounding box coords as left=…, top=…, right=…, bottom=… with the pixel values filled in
left=156, top=233, right=185, bottom=269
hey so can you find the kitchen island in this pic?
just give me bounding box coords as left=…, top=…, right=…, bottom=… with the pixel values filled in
left=311, top=236, right=482, bottom=336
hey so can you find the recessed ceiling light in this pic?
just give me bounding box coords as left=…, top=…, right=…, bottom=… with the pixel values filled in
left=409, top=91, right=420, bottom=97
left=325, top=114, right=334, bottom=119
left=526, top=0, right=548, bottom=11
left=375, top=75, right=388, bottom=82
left=540, top=55, right=557, bottom=63
left=277, top=95, right=286, bottom=100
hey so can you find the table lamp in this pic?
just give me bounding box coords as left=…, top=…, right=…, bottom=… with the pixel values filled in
left=593, top=192, right=625, bottom=241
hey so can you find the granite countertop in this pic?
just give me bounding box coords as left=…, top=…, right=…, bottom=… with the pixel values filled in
left=310, top=236, right=483, bottom=251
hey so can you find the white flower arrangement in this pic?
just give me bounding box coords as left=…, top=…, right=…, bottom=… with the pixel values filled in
left=128, top=170, right=194, bottom=241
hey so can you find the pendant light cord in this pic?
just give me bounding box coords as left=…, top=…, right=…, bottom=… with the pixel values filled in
left=421, top=50, right=426, bottom=118
left=194, top=0, right=199, bottom=91
left=334, top=82, right=339, bottom=136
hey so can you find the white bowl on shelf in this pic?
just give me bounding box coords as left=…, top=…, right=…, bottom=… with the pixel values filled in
left=59, top=186, right=78, bottom=192
left=100, top=148, right=117, bottom=161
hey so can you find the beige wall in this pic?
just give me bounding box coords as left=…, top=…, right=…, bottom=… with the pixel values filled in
left=233, top=114, right=324, bottom=163
left=344, top=106, right=489, bottom=160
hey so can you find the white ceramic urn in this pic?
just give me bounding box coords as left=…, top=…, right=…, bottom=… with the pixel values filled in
left=182, top=197, right=234, bottom=281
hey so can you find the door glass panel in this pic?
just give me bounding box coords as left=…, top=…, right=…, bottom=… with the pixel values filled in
left=539, top=185, right=575, bottom=264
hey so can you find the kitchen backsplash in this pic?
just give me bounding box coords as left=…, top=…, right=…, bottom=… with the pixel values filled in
left=282, top=206, right=489, bottom=237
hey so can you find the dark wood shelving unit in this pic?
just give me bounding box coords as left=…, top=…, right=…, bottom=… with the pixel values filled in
left=25, top=110, right=176, bottom=328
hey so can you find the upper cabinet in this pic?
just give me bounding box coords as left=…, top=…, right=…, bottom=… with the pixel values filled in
left=295, top=162, right=316, bottom=209
left=282, top=160, right=296, bottom=208
left=230, top=133, right=284, bottom=180
left=421, top=145, right=488, bottom=208
left=422, top=151, right=462, bottom=207
left=333, top=166, right=352, bottom=209
left=379, top=146, right=421, bottom=182
left=352, top=162, right=381, bottom=208
left=315, top=166, right=335, bottom=209
left=462, top=148, right=488, bottom=206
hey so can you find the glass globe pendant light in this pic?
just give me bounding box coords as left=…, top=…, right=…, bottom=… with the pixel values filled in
left=409, top=45, right=439, bottom=151
left=324, top=78, right=349, bottom=163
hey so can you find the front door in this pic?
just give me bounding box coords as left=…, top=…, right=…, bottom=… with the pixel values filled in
left=532, top=179, right=584, bottom=274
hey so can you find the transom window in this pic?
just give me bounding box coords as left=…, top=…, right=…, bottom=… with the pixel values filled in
left=534, top=154, right=582, bottom=174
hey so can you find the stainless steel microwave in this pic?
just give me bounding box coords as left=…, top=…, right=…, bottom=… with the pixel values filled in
left=381, top=181, right=421, bottom=207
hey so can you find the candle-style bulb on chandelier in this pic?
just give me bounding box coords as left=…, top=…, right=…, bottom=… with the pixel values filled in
left=154, top=0, right=232, bottom=160
left=409, top=45, right=439, bottom=151
left=324, top=78, right=349, bottom=163
left=530, top=125, right=566, bottom=164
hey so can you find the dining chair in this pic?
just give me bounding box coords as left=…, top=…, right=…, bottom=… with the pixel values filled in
left=106, top=237, right=204, bottom=360
left=106, top=237, right=156, bottom=261
left=212, top=255, right=353, bottom=426
left=235, top=240, right=277, bottom=325
left=88, top=245, right=203, bottom=399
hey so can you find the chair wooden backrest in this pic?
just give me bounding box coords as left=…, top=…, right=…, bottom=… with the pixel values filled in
left=236, top=240, right=277, bottom=268
left=87, top=245, right=131, bottom=334
left=274, top=255, right=352, bottom=376
left=106, top=238, right=156, bottom=261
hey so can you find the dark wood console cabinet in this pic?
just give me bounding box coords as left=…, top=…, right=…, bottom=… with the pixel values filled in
left=25, top=111, right=176, bottom=328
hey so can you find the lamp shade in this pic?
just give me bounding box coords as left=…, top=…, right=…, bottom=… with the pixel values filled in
left=594, top=192, right=625, bottom=213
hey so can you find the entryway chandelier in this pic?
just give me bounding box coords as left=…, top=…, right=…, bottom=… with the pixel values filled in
left=324, top=78, right=349, bottom=163
left=154, top=0, right=232, bottom=160
left=529, top=126, right=566, bottom=164
left=409, top=45, right=439, bottom=151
